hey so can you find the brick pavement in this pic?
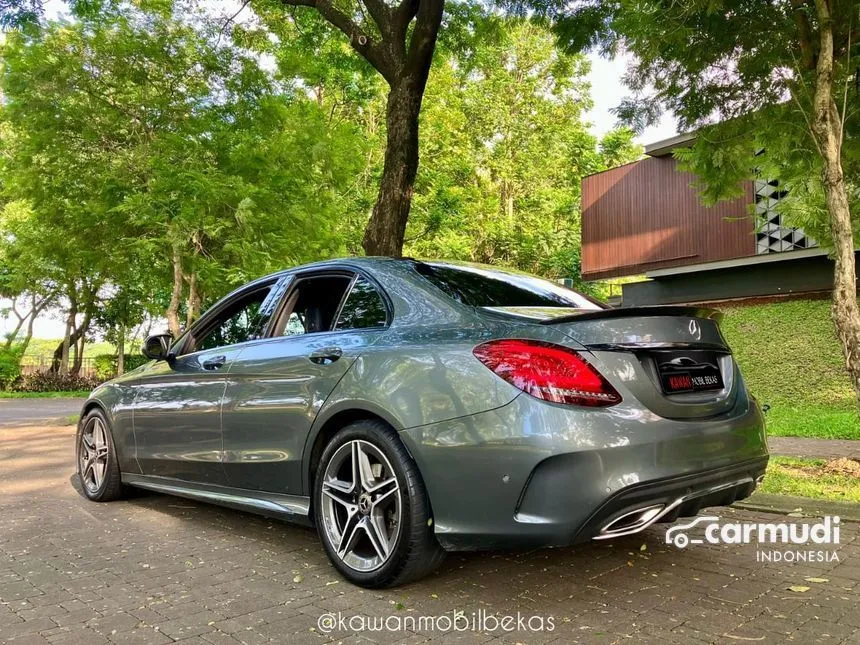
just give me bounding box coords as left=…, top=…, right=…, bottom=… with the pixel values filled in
left=0, top=424, right=858, bottom=644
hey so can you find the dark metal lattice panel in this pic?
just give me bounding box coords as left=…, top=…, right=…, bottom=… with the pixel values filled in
left=755, top=179, right=817, bottom=254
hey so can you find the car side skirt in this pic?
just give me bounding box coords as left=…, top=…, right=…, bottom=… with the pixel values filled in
left=122, top=473, right=313, bottom=526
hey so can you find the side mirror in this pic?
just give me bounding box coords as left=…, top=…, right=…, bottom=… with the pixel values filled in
left=142, top=334, right=174, bottom=361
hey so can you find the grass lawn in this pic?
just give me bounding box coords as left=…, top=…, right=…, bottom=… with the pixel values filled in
left=720, top=299, right=860, bottom=440
left=763, top=405, right=860, bottom=440
left=759, top=456, right=860, bottom=503
left=0, top=391, right=91, bottom=398
left=21, top=339, right=117, bottom=359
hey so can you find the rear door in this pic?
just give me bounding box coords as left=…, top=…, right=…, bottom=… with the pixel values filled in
left=221, top=270, right=390, bottom=494
left=132, top=279, right=280, bottom=483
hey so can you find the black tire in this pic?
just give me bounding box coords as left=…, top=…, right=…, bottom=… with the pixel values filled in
left=75, top=408, right=125, bottom=502
left=313, top=419, right=445, bottom=588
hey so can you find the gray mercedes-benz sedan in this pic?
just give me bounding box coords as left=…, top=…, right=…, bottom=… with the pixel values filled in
left=76, top=258, right=768, bottom=587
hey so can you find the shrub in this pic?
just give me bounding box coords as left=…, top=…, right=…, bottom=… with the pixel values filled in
left=93, top=353, right=150, bottom=380
left=0, top=345, right=24, bottom=389
left=93, top=354, right=115, bottom=380
left=9, top=370, right=100, bottom=393
left=125, top=354, right=149, bottom=372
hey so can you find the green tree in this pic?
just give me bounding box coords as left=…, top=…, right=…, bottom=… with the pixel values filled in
left=403, top=21, right=641, bottom=284
left=0, top=1, right=363, bottom=354
left=524, top=0, right=860, bottom=402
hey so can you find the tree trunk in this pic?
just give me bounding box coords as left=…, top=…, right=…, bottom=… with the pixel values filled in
left=810, top=0, right=860, bottom=405
left=57, top=296, right=77, bottom=374
left=73, top=335, right=84, bottom=376
left=362, top=79, right=423, bottom=257
left=70, top=311, right=91, bottom=376
left=117, top=330, right=125, bottom=376
left=4, top=299, right=26, bottom=349
left=166, top=244, right=184, bottom=338
left=186, top=271, right=201, bottom=328
left=21, top=301, right=37, bottom=356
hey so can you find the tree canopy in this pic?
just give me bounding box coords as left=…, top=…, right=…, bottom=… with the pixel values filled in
left=521, top=0, right=860, bottom=401
left=0, top=0, right=638, bottom=373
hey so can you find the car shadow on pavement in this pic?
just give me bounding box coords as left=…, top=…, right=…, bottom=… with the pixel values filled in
left=30, top=471, right=860, bottom=642
left=66, top=472, right=716, bottom=588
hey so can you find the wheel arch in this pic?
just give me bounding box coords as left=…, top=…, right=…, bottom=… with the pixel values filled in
left=303, top=402, right=406, bottom=498
left=78, top=388, right=139, bottom=475
left=81, top=398, right=107, bottom=418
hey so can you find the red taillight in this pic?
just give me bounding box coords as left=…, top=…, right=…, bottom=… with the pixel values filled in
left=473, top=339, right=621, bottom=407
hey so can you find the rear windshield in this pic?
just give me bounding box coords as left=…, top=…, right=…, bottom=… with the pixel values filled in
left=413, top=261, right=604, bottom=310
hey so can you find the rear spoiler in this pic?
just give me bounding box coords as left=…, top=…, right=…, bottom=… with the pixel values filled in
left=539, top=306, right=723, bottom=325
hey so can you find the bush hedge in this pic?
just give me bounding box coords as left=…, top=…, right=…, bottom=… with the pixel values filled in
left=92, top=353, right=149, bottom=380
left=8, top=371, right=101, bottom=393
left=0, top=345, right=24, bottom=389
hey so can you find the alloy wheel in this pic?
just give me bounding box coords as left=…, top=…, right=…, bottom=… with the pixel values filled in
left=79, top=417, right=109, bottom=493
left=319, top=439, right=402, bottom=572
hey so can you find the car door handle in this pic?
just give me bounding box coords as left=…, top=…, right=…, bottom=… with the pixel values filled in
left=308, top=347, right=343, bottom=365
left=202, top=355, right=227, bottom=370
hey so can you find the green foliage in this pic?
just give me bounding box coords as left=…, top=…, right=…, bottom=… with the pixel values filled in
left=520, top=0, right=859, bottom=249
left=401, top=21, right=641, bottom=288
left=0, top=0, right=43, bottom=29
left=0, top=0, right=365, bottom=333
left=8, top=371, right=100, bottom=393
left=719, top=299, right=860, bottom=440
left=0, top=3, right=638, bottom=348
left=0, top=345, right=24, bottom=389
left=0, top=390, right=93, bottom=398
left=672, top=108, right=859, bottom=247
left=92, top=353, right=149, bottom=379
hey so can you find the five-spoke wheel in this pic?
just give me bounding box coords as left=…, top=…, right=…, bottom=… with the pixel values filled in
left=79, top=416, right=110, bottom=493
left=320, top=439, right=402, bottom=572
left=314, top=420, right=444, bottom=588
left=76, top=408, right=124, bottom=501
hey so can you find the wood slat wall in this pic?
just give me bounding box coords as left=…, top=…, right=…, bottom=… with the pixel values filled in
left=581, top=156, right=755, bottom=280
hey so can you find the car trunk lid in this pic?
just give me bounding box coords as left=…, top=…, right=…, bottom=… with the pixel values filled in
left=483, top=305, right=740, bottom=419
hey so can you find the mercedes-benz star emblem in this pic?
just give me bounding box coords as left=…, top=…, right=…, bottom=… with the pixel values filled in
left=688, top=319, right=702, bottom=340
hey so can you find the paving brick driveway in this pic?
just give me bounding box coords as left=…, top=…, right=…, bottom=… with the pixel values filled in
left=0, top=424, right=858, bottom=644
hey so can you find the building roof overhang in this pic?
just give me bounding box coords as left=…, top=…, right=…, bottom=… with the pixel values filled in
left=644, top=132, right=697, bottom=157
left=644, top=248, right=829, bottom=279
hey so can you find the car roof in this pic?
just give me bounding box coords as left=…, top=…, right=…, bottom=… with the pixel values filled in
left=266, top=256, right=401, bottom=278
left=258, top=256, right=543, bottom=281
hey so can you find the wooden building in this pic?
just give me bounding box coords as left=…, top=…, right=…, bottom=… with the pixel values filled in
left=581, top=134, right=833, bottom=306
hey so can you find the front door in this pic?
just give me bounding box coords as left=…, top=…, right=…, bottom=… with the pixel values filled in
left=221, top=272, right=390, bottom=494
left=132, top=280, right=279, bottom=484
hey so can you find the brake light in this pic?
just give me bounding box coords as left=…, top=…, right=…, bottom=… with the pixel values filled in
left=473, top=339, right=621, bottom=407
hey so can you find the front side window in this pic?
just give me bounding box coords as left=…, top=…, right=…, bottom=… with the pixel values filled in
left=335, top=276, right=388, bottom=330
left=194, top=288, right=272, bottom=352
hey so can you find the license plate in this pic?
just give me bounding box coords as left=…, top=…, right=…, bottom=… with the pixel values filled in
left=656, top=350, right=724, bottom=394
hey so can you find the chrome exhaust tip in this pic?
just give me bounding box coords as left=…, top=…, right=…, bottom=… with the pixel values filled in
left=593, top=504, right=665, bottom=540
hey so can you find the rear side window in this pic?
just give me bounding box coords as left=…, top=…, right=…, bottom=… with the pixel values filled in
left=413, top=262, right=603, bottom=309
left=278, top=275, right=353, bottom=337
left=335, top=276, right=388, bottom=330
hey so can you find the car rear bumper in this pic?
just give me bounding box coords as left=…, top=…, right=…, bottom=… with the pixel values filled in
left=571, top=457, right=766, bottom=543
left=399, top=391, right=768, bottom=551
